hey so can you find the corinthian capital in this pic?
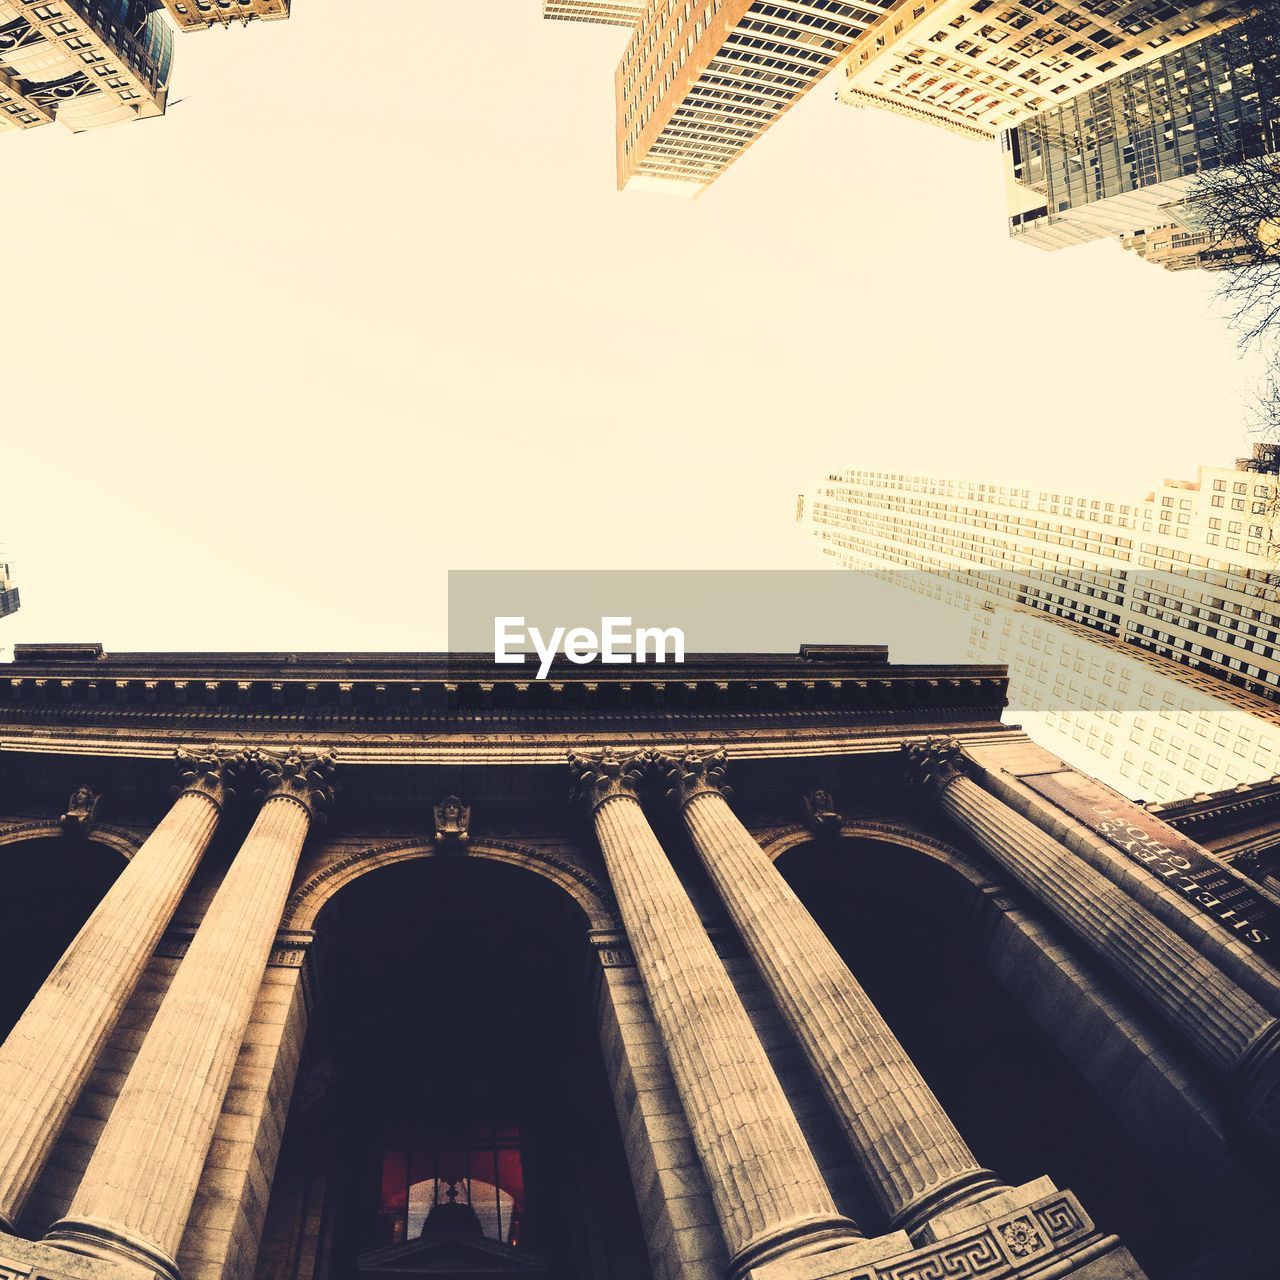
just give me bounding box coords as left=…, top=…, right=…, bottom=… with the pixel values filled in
left=902, top=737, right=969, bottom=797
left=170, top=748, right=243, bottom=812
left=568, top=749, right=653, bottom=815
left=250, top=747, right=338, bottom=824
left=658, top=748, right=732, bottom=807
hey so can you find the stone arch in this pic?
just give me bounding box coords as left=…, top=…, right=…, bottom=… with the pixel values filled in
left=283, top=837, right=618, bottom=934
left=0, top=819, right=141, bottom=864
left=759, top=819, right=1002, bottom=906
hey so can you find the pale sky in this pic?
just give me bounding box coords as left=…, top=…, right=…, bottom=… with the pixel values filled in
left=0, top=1, right=1269, bottom=659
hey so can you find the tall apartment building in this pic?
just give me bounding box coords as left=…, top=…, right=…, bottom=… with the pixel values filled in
left=798, top=448, right=1280, bottom=802
left=543, top=0, right=642, bottom=27
left=1004, top=13, right=1280, bottom=252
left=835, top=0, right=1247, bottom=141
left=0, top=0, right=174, bottom=134
left=0, top=552, right=18, bottom=620
left=615, top=0, right=898, bottom=195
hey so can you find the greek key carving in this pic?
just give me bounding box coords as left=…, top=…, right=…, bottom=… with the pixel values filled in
left=879, top=1233, right=1003, bottom=1280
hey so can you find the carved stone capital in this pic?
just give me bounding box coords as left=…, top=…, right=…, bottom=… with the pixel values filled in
left=170, top=748, right=242, bottom=812
left=250, top=747, right=337, bottom=824
left=568, top=749, right=653, bottom=815
left=60, top=785, right=101, bottom=836
left=658, top=747, right=733, bottom=808
left=433, top=795, right=471, bottom=848
left=903, top=737, right=970, bottom=798
left=801, top=788, right=842, bottom=837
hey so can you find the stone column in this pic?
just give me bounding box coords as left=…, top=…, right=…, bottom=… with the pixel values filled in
left=45, top=748, right=337, bottom=1280
left=906, top=738, right=1280, bottom=1154
left=569, top=750, right=864, bottom=1280
left=0, top=750, right=239, bottom=1233
left=661, top=748, right=1006, bottom=1237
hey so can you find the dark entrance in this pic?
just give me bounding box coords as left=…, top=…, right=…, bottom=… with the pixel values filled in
left=262, top=855, right=653, bottom=1280
left=0, top=835, right=122, bottom=1041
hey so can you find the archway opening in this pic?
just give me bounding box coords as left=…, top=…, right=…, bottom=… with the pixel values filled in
left=0, top=835, right=123, bottom=1040
left=776, top=834, right=1212, bottom=1280
left=269, top=853, right=652, bottom=1280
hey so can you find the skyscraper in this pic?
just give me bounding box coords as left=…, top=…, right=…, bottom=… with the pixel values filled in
left=615, top=0, right=897, bottom=195
left=0, top=1, right=173, bottom=135
left=834, top=0, right=1247, bottom=142
left=1003, top=14, right=1280, bottom=253
left=543, top=0, right=642, bottom=28
left=798, top=449, right=1280, bottom=801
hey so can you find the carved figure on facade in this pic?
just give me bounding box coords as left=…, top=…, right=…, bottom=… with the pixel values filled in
left=59, top=785, right=100, bottom=835
left=432, top=795, right=471, bottom=848
left=801, top=787, right=842, bottom=837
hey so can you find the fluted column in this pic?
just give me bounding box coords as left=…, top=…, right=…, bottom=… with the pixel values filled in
left=0, top=750, right=239, bottom=1233
left=906, top=738, right=1280, bottom=1153
left=661, top=749, right=1005, bottom=1236
left=570, top=751, right=861, bottom=1279
left=46, top=749, right=336, bottom=1280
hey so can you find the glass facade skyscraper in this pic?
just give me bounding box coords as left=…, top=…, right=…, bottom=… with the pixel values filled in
left=1004, top=13, right=1280, bottom=250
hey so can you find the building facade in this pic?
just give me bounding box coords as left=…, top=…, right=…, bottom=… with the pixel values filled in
left=0, top=551, right=18, bottom=619
left=155, top=0, right=287, bottom=33
left=0, top=1, right=173, bottom=135
left=0, top=643, right=1277, bottom=1280
left=0, top=0, right=290, bottom=137
left=835, top=0, right=1247, bottom=142
left=1003, top=12, right=1280, bottom=252
left=798, top=452, right=1280, bottom=801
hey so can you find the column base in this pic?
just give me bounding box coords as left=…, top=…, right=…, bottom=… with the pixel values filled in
left=744, top=1188, right=1148, bottom=1280
left=728, top=1213, right=868, bottom=1280
left=44, top=1218, right=179, bottom=1280
left=1235, top=1021, right=1280, bottom=1154
left=888, top=1167, right=1009, bottom=1239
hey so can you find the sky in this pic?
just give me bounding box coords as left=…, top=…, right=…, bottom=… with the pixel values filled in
left=0, top=1, right=1270, bottom=660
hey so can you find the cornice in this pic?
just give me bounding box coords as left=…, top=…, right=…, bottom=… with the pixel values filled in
left=0, top=723, right=1020, bottom=767
left=0, top=647, right=1007, bottom=735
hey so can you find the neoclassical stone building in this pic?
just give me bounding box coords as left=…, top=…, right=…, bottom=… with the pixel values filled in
left=0, top=643, right=1277, bottom=1280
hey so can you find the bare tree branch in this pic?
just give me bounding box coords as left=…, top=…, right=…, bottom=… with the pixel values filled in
left=1192, top=6, right=1280, bottom=344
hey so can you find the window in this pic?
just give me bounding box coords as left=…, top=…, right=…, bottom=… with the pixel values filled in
left=376, top=1124, right=525, bottom=1249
